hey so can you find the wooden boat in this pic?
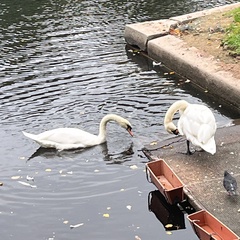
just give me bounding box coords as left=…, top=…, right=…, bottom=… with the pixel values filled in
left=187, top=210, right=239, bottom=240
left=146, top=159, right=184, bottom=205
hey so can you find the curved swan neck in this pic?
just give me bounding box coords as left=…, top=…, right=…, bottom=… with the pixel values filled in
left=98, top=114, right=128, bottom=140
left=164, top=100, right=189, bottom=132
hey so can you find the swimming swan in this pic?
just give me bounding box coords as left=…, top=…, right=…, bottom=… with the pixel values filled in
left=164, top=100, right=216, bottom=155
left=22, top=114, right=133, bottom=150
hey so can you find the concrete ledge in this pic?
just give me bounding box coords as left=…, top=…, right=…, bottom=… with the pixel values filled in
left=124, top=19, right=176, bottom=51
left=148, top=35, right=240, bottom=112
left=124, top=2, right=240, bottom=113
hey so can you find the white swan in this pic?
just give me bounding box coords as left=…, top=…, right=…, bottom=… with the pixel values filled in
left=164, top=100, right=216, bottom=155
left=22, top=114, right=133, bottom=150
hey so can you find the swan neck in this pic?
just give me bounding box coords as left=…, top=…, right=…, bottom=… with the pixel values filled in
left=164, top=100, right=189, bottom=131
left=98, top=114, right=122, bottom=140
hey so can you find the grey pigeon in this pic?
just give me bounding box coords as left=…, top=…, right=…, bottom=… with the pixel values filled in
left=223, top=171, right=238, bottom=196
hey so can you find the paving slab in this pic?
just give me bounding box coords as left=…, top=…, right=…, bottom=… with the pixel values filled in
left=143, top=124, right=240, bottom=237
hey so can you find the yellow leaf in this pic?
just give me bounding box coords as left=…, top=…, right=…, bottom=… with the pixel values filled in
left=103, top=213, right=110, bottom=218
left=130, top=165, right=138, bottom=170
left=11, top=176, right=21, bottom=180
left=150, top=141, right=158, bottom=146
left=166, top=231, right=172, bottom=235
left=45, top=169, right=52, bottom=172
left=165, top=224, right=173, bottom=229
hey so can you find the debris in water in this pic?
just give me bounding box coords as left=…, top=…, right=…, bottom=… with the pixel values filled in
left=70, top=223, right=84, bottom=229
left=18, top=181, right=37, bottom=188
left=26, top=175, right=34, bottom=181
left=130, top=165, right=138, bottom=170
left=11, top=176, right=21, bottom=180
left=45, top=169, right=52, bottom=172
left=103, top=213, right=110, bottom=218
left=126, top=205, right=132, bottom=210
left=165, top=224, right=173, bottom=229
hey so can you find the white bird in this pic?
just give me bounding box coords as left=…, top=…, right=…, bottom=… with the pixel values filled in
left=22, top=114, right=133, bottom=150
left=164, top=100, right=216, bottom=155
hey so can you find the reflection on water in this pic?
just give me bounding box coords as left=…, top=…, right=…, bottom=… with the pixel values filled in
left=148, top=190, right=186, bottom=231
left=0, top=0, right=239, bottom=239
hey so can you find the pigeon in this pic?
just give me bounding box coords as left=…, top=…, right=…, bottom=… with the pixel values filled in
left=223, top=171, right=238, bottom=196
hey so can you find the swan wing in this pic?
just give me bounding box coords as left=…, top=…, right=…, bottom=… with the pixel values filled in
left=178, top=104, right=216, bottom=154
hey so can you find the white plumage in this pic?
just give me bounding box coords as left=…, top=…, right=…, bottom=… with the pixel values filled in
left=164, top=100, right=216, bottom=155
left=22, top=114, right=133, bottom=150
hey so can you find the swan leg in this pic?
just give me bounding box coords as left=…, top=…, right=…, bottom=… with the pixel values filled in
left=186, top=140, right=194, bottom=155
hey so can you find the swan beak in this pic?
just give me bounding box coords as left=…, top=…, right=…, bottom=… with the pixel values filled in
left=172, top=129, right=179, bottom=135
left=127, top=126, right=133, bottom=137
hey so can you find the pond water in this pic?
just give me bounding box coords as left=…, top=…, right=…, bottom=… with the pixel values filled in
left=0, top=0, right=239, bottom=239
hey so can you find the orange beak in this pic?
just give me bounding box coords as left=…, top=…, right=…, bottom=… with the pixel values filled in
left=127, top=128, right=133, bottom=137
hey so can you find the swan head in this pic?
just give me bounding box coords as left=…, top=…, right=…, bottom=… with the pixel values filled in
left=101, top=114, right=133, bottom=137
left=165, top=122, right=179, bottom=135
left=119, top=119, right=133, bottom=137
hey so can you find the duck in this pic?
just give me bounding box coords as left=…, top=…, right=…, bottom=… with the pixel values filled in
left=22, top=114, right=133, bottom=150
left=164, top=100, right=216, bottom=155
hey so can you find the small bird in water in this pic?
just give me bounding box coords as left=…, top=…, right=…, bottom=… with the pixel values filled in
left=223, top=171, right=238, bottom=196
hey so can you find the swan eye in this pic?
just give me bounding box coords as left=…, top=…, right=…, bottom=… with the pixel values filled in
left=172, top=129, right=179, bottom=135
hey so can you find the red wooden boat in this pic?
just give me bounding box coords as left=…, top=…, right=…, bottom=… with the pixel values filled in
left=188, top=210, right=239, bottom=240
left=146, top=159, right=184, bottom=205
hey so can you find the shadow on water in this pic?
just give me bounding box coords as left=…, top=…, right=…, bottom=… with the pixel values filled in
left=26, top=142, right=135, bottom=164
left=148, top=190, right=197, bottom=232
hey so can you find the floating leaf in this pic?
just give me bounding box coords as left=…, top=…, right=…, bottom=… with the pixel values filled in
left=166, top=231, right=172, bottom=235
left=103, top=213, right=110, bottom=218
left=63, top=221, right=69, bottom=224
left=70, top=223, right=84, bottom=229
left=45, top=169, right=52, bottom=172
left=94, top=169, right=100, bottom=173
left=11, top=176, right=21, bottom=180
left=165, top=224, right=173, bottom=229
left=150, top=141, right=158, bottom=146
left=130, top=165, right=138, bottom=170
left=169, top=71, right=175, bottom=75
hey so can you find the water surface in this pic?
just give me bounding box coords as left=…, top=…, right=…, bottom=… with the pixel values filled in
left=0, top=0, right=239, bottom=239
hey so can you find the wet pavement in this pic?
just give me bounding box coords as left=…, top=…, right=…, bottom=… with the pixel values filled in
left=143, top=123, right=240, bottom=237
